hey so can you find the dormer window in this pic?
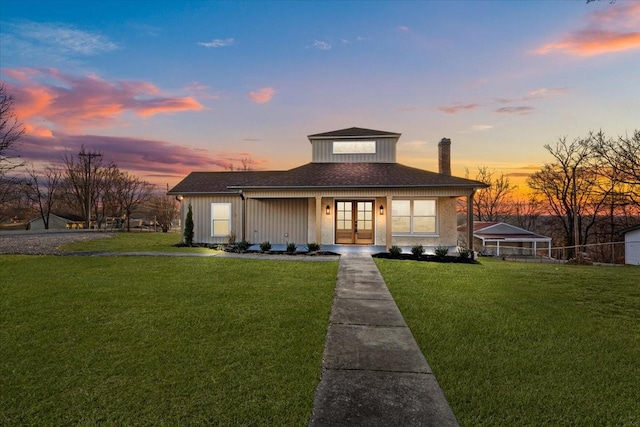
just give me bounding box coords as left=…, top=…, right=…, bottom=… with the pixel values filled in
left=332, top=141, right=376, bottom=154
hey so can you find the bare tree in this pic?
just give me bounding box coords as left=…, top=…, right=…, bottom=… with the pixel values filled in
left=512, top=195, right=544, bottom=231
left=527, top=134, right=611, bottom=258
left=226, top=156, right=255, bottom=171
left=61, top=146, right=104, bottom=228
left=471, top=166, right=517, bottom=222
left=240, top=157, right=255, bottom=171
left=0, top=83, right=25, bottom=177
left=112, top=171, right=154, bottom=231
left=150, top=185, right=179, bottom=232
left=24, top=164, right=62, bottom=229
left=593, top=130, right=640, bottom=206
left=95, top=163, right=122, bottom=229
left=0, top=84, right=26, bottom=211
left=0, top=176, right=32, bottom=224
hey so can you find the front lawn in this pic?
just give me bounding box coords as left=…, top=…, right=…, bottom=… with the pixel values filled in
left=376, top=258, right=640, bottom=426
left=61, top=231, right=211, bottom=253
left=1, top=256, right=338, bottom=426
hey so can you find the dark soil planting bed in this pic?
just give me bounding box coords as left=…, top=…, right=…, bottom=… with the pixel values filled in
left=372, top=253, right=478, bottom=263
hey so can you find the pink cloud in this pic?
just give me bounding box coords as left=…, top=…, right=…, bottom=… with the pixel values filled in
left=535, top=3, right=640, bottom=56
left=248, top=87, right=275, bottom=104
left=398, top=25, right=410, bottom=32
left=2, top=68, right=205, bottom=133
left=437, top=104, right=478, bottom=114
left=494, top=106, right=535, bottom=115
left=18, top=132, right=266, bottom=186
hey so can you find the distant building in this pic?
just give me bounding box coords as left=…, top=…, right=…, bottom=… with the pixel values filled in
left=169, top=127, right=487, bottom=250
left=623, top=225, right=640, bottom=265
left=458, top=221, right=552, bottom=257
left=29, top=213, right=85, bottom=230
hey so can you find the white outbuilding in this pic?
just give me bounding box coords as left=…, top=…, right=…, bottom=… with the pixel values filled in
left=623, top=225, right=640, bottom=266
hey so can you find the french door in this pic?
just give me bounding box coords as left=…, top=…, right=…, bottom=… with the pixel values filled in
left=335, top=201, right=374, bottom=244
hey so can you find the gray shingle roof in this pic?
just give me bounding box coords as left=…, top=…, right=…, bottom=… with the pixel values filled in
left=168, top=163, right=486, bottom=194
left=307, top=127, right=401, bottom=139
left=457, top=222, right=551, bottom=240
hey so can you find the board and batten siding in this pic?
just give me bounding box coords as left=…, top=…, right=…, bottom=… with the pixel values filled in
left=181, top=195, right=243, bottom=244
left=311, top=137, right=397, bottom=163
left=246, top=198, right=308, bottom=245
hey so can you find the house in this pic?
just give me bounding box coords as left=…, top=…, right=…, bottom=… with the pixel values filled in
left=457, top=221, right=552, bottom=257
left=168, top=127, right=487, bottom=251
left=28, top=213, right=85, bottom=230
left=623, top=224, right=640, bottom=265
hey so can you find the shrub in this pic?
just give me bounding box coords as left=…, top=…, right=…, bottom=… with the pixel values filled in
left=259, top=241, right=272, bottom=252
left=184, top=204, right=194, bottom=246
left=286, top=242, right=297, bottom=254
left=435, top=246, right=449, bottom=257
left=237, top=239, right=251, bottom=252
left=411, top=245, right=425, bottom=257
left=458, top=247, right=472, bottom=260
left=389, top=245, right=402, bottom=256
left=307, top=242, right=321, bottom=252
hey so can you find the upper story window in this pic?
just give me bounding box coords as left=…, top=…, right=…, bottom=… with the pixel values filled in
left=391, top=199, right=437, bottom=234
left=211, top=203, right=232, bottom=237
left=332, top=141, right=376, bottom=154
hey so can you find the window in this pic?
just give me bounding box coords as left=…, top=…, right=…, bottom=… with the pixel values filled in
left=391, top=199, right=436, bottom=234
left=333, top=141, right=376, bottom=154
left=211, top=203, right=231, bottom=236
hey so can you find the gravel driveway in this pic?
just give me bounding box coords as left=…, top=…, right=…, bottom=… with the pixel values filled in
left=0, top=231, right=114, bottom=255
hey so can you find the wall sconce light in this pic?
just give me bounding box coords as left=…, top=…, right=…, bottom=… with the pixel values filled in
left=176, top=195, right=184, bottom=202
left=379, top=205, right=384, bottom=215
left=326, top=205, right=331, bottom=215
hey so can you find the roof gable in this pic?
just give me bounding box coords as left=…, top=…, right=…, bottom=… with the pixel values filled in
left=475, top=222, right=550, bottom=239
left=308, top=127, right=401, bottom=139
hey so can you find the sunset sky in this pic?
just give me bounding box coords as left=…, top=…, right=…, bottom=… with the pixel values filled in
left=1, top=0, right=639, bottom=190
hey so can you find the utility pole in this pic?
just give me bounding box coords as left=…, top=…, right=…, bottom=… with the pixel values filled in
left=78, top=150, right=102, bottom=229
left=572, top=164, right=579, bottom=258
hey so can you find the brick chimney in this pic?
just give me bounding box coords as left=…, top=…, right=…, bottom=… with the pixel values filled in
left=438, top=138, right=451, bottom=175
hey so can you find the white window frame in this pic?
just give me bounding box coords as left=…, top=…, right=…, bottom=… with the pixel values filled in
left=211, top=203, right=232, bottom=237
left=391, top=199, right=437, bottom=235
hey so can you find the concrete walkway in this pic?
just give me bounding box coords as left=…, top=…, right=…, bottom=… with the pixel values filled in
left=308, top=253, right=459, bottom=427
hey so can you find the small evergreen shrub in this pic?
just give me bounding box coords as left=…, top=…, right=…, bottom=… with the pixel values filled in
left=411, top=245, right=425, bottom=257
left=389, top=245, right=402, bottom=256
left=307, top=242, right=321, bottom=252
left=237, top=239, right=251, bottom=252
left=458, top=247, right=472, bottom=259
left=259, top=241, right=272, bottom=252
left=435, top=246, right=449, bottom=257
left=184, top=204, right=194, bottom=246
left=286, top=242, right=297, bottom=254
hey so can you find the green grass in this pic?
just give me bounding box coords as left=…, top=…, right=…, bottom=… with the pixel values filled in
left=1, top=256, right=338, bottom=426
left=376, top=258, right=640, bottom=426
left=61, top=231, right=211, bottom=253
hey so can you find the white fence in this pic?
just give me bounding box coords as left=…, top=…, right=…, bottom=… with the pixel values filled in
left=482, top=241, right=627, bottom=264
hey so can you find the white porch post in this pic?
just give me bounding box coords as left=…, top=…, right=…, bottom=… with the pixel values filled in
left=534, top=241, right=537, bottom=257
left=467, top=191, right=475, bottom=251
left=315, top=196, right=322, bottom=244
left=386, top=195, right=392, bottom=250
left=497, top=241, right=501, bottom=256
